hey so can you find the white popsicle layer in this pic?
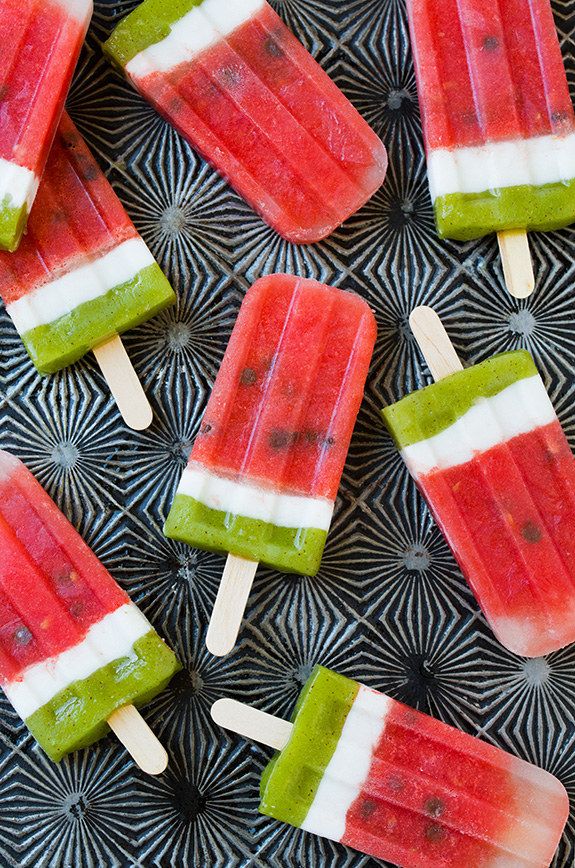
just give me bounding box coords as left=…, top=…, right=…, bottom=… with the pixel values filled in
left=177, top=462, right=334, bottom=531
left=53, top=0, right=93, bottom=24
left=427, top=133, right=575, bottom=200
left=401, top=375, right=556, bottom=476
left=3, top=603, right=152, bottom=719
left=300, top=684, right=560, bottom=864
left=6, top=237, right=156, bottom=333
left=301, top=684, right=391, bottom=841
left=126, top=0, right=266, bottom=78
left=0, top=158, right=38, bottom=211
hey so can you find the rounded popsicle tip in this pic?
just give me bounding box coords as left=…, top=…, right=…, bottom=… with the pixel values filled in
left=211, top=698, right=293, bottom=750
left=497, top=230, right=535, bottom=298
left=137, top=744, right=169, bottom=776
left=92, top=335, right=154, bottom=430
left=205, top=626, right=236, bottom=658
left=107, top=704, right=169, bottom=775
left=211, top=698, right=239, bottom=728
left=205, top=554, right=259, bottom=657
left=122, top=400, right=154, bottom=431
left=408, top=305, right=439, bottom=332
left=409, top=306, right=463, bottom=382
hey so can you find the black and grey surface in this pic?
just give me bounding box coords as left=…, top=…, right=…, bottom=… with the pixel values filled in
left=1, top=1, right=575, bottom=865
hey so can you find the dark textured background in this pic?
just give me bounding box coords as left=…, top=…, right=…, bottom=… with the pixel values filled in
left=1, top=0, right=575, bottom=865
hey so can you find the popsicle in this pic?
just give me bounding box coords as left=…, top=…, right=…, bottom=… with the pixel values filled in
left=381, top=306, right=575, bottom=657
left=0, top=0, right=92, bottom=251
left=212, top=664, right=568, bottom=867
left=0, top=450, right=181, bottom=770
left=405, top=0, right=575, bottom=297
left=102, top=0, right=387, bottom=244
left=0, top=111, right=176, bottom=430
left=164, top=274, right=376, bottom=655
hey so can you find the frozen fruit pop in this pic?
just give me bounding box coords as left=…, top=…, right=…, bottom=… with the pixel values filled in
left=102, top=0, right=387, bottom=244
left=0, top=451, right=181, bottom=771
left=382, top=306, right=575, bottom=657
left=406, top=0, right=575, bottom=297
left=164, top=274, right=376, bottom=655
left=0, top=0, right=92, bottom=251
left=0, top=111, right=176, bottom=429
left=212, top=665, right=568, bottom=867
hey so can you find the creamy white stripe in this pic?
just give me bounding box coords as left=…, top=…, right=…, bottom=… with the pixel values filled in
left=3, top=603, right=152, bottom=720
left=0, top=158, right=38, bottom=211
left=427, top=133, right=575, bottom=200
left=301, top=684, right=391, bottom=841
left=301, top=683, right=562, bottom=862
left=53, top=0, right=93, bottom=23
left=7, top=237, right=155, bottom=333
left=177, top=463, right=334, bottom=531
left=125, top=0, right=266, bottom=78
left=401, top=375, right=556, bottom=477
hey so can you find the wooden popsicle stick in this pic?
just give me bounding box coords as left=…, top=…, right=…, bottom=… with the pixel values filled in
left=211, top=697, right=293, bottom=750
left=206, top=554, right=259, bottom=657
left=497, top=229, right=535, bottom=299
left=409, top=306, right=463, bottom=381
left=107, top=704, right=168, bottom=775
left=93, top=335, right=153, bottom=430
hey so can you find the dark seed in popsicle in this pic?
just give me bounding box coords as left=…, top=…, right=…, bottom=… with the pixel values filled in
left=264, top=37, right=284, bottom=59
left=482, top=35, right=499, bottom=52
left=240, top=368, right=257, bottom=386
left=426, top=824, right=446, bottom=844
left=521, top=521, right=542, bottom=543
left=13, top=626, right=33, bottom=646
left=425, top=796, right=445, bottom=818
left=360, top=799, right=376, bottom=819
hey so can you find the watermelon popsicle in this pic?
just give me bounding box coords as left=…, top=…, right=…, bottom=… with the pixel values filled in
left=212, top=665, right=568, bottom=867
left=0, top=451, right=181, bottom=771
left=382, top=306, right=575, bottom=657
left=0, top=112, right=176, bottom=430
left=102, top=0, right=387, bottom=244
left=0, top=0, right=92, bottom=251
left=406, top=0, right=575, bottom=298
left=164, top=274, right=376, bottom=656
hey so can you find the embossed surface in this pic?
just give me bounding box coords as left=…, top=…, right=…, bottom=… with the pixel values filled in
left=1, top=1, right=575, bottom=865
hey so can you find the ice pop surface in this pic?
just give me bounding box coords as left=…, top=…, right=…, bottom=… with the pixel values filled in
left=257, top=666, right=568, bottom=868
left=406, top=0, right=575, bottom=240
left=382, top=348, right=575, bottom=657
left=0, top=0, right=92, bottom=251
left=0, top=451, right=181, bottom=762
left=0, top=111, right=175, bottom=375
left=102, top=0, right=387, bottom=244
left=164, top=274, right=376, bottom=576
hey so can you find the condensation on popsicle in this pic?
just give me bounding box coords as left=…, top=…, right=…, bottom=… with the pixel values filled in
left=0, top=0, right=92, bottom=251
left=164, top=274, right=376, bottom=576
left=406, top=0, right=575, bottom=242
left=0, top=111, right=175, bottom=376
left=382, top=310, right=575, bottom=657
left=0, top=450, right=181, bottom=764
left=213, top=665, right=568, bottom=868
left=102, top=0, right=387, bottom=244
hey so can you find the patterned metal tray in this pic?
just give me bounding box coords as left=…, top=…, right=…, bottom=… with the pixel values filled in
left=0, top=1, right=574, bottom=865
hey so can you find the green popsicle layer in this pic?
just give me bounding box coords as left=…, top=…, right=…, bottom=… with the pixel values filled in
left=25, top=630, right=181, bottom=762
left=164, top=493, right=327, bottom=576
left=434, top=180, right=575, bottom=241
left=0, top=197, right=28, bottom=253
left=259, top=666, right=359, bottom=827
left=18, top=262, right=175, bottom=374
left=381, top=350, right=537, bottom=450
left=103, top=0, right=203, bottom=69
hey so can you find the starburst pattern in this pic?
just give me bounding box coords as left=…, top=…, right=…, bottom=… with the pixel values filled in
left=0, top=747, right=148, bottom=866
left=0, top=372, right=129, bottom=528
left=1, top=0, right=575, bottom=866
